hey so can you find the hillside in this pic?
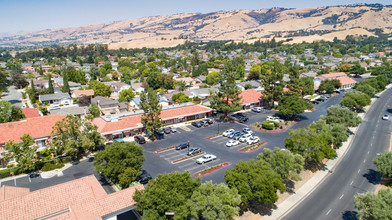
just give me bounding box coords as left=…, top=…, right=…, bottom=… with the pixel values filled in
left=0, top=4, right=391, bottom=48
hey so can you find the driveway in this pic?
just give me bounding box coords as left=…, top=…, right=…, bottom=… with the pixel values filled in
left=1, top=85, right=23, bottom=107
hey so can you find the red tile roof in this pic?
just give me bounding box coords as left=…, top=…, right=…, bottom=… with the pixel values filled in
left=318, top=72, right=347, bottom=80
left=239, top=89, right=263, bottom=105
left=338, top=76, right=357, bottom=86
left=0, top=115, right=65, bottom=145
left=93, top=104, right=212, bottom=134
left=0, top=175, right=144, bottom=220
left=21, top=108, right=39, bottom=119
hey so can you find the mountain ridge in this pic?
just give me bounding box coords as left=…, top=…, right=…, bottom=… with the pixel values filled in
left=1, top=3, right=391, bottom=48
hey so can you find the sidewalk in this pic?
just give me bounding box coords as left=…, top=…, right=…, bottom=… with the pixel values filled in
left=261, top=85, right=392, bottom=220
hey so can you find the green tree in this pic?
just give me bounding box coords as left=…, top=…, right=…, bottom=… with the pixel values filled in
left=206, top=71, right=222, bottom=85
left=88, top=102, right=100, bottom=118
left=257, top=147, right=304, bottom=181
left=277, top=96, right=313, bottom=118
left=323, top=106, right=362, bottom=127
left=340, top=91, right=371, bottom=111
left=300, top=77, right=315, bottom=96
left=89, top=66, right=101, bottom=81
left=118, top=88, right=135, bottom=102
left=260, top=60, right=285, bottom=106
left=89, top=80, right=112, bottom=97
left=210, top=66, right=242, bottom=119
left=248, top=64, right=261, bottom=81
left=4, top=134, right=36, bottom=172
left=186, top=181, right=241, bottom=220
left=62, top=73, right=70, bottom=93
left=140, top=88, right=163, bottom=139
left=318, top=79, right=341, bottom=93
left=373, top=152, right=392, bottom=177
left=244, top=83, right=253, bottom=90
left=94, top=142, right=144, bottom=188
left=0, top=100, right=25, bottom=123
left=355, top=189, right=392, bottom=220
left=134, top=171, right=201, bottom=219
left=175, top=80, right=186, bottom=91
left=172, top=93, right=190, bottom=103
left=147, top=71, right=159, bottom=90
left=355, top=83, right=376, bottom=97
left=236, top=64, right=245, bottom=79
left=0, top=68, right=9, bottom=93
left=29, top=79, right=37, bottom=103
left=224, top=159, right=285, bottom=204
left=47, top=74, right=54, bottom=94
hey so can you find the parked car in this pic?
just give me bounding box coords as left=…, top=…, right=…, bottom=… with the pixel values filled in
left=242, top=128, right=254, bottom=134
left=231, top=112, right=246, bottom=119
left=223, top=129, right=235, bottom=137
left=239, top=133, right=252, bottom=142
left=318, top=96, right=328, bottom=101
left=226, top=139, right=240, bottom=147
left=252, top=106, right=262, bottom=113
left=113, top=138, right=124, bottom=143
left=187, top=147, right=201, bottom=156
left=204, top=118, right=214, bottom=124
left=266, top=116, right=283, bottom=123
left=170, top=127, right=177, bottom=133
left=238, top=116, right=249, bottom=123
left=334, top=90, right=341, bottom=94
left=382, top=114, right=389, bottom=120
left=232, top=132, right=244, bottom=140
left=228, top=131, right=241, bottom=139
left=196, top=154, right=216, bottom=164
left=155, top=129, right=165, bottom=135
left=247, top=136, right=260, bottom=145
left=311, top=100, right=320, bottom=104
left=201, top=121, right=209, bottom=127
left=176, top=142, right=189, bottom=150
left=136, top=170, right=152, bottom=184
left=134, top=135, right=145, bottom=144
left=191, top=121, right=202, bottom=128
left=164, top=127, right=172, bottom=134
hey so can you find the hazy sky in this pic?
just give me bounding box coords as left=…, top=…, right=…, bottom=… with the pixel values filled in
left=0, top=0, right=390, bottom=33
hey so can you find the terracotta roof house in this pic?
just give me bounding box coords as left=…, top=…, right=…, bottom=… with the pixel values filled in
left=21, top=108, right=39, bottom=119
left=315, top=72, right=357, bottom=89
left=239, top=89, right=263, bottom=106
left=93, top=103, right=212, bottom=139
left=0, top=175, right=144, bottom=220
left=72, top=89, right=94, bottom=98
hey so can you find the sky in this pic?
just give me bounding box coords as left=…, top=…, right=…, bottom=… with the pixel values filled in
left=0, top=0, right=390, bottom=33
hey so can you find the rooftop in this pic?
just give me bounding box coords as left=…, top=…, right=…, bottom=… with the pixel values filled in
left=21, top=108, right=39, bottom=119
left=239, top=89, right=263, bottom=105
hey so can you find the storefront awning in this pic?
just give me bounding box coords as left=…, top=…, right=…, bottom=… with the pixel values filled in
left=112, top=132, right=123, bottom=135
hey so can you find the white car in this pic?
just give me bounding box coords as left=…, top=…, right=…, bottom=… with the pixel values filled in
left=239, top=133, right=252, bottom=142
left=252, top=106, right=262, bottom=113
left=223, top=129, right=235, bottom=137
left=196, top=154, right=217, bottom=164
left=242, top=128, right=254, bottom=135
left=226, top=140, right=240, bottom=147
left=382, top=114, right=389, bottom=120
left=266, top=116, right=284, bottom=123
left=247, top=136, right=260, bottom=145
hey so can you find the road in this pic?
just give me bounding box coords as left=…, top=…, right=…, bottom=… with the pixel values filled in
left=283, top=88, right=392, bottom=220
left=1, top=85, right=23, bottom=107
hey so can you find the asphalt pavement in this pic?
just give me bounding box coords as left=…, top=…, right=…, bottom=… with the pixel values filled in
left=1, top=85, right=23, bottom=107
left=282, top=88, right=392, bottom=220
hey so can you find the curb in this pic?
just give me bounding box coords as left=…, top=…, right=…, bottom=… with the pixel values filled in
left=238, top=142, right=267, bottom=152
left=250, top=121, right=297, bottom=134
left=193, top=162, right=230, bottom=177
left=171, top=152, right=206, bottom=164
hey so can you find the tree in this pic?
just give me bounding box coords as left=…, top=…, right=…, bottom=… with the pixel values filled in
left=11, top=65, right=28, bottom=89
left=355, top=189, right=392, bottom=220
left=186, top=181, right=241, bottom=220
left=285, top=126, right=336, bottom=167
left=0, top=68, right=9, bottom=92
left=48, top=74, right=54, bottom=94
left=62, top=73, right=70, bottom=93
left=30, top=79, right=37, bottom=103
left=89, top=80, right=112, bottom=97
left=244, top=83, right=253, bottom=90
left=89, top=66, right=101, bottom=81
left=0, top=100, right=13, bottom=123
left=51, top=115, right=104, bottom=158
left=94, top=142, right=144, bottom=188
left=247, top=64, right=261, bottom=80
left=277, top=96, right=313, bottom=118
left=206, top=71, right=222, bottom=85
left=210, top=66, right=242, bottom=119
left=224, top=159, right=285, bottom=205
left=373, top=152, right=392, bottom=177
left=236, top=64, right=245, bottom=79
left=323, top=106, right=362, bottom=127
left=257, top=147, right=304, bottom=181
left=118, top=88, right=135, bottom=102
left=300, top=77, right=315, bottom=96
left=147, top=71, right=159, bottom=89
left=4, top=134, right=36, bottom=172
left=260, top=60, right=285, bottom=106
left=308, top=119, right=349, bottom=149
left=134, top=172, right=201, bottom=219
left=176, top=80, right=186, bottom=91
left=318, top=79, right=341, bottom=93
left=140, top=88, right=163, bottom=139
left=340, top=91, right=371, bottom=111
left=355, top=83, right=376, bottom=97
left=88, top=103, right=100, bottom=118
left=172, top=93, right=190, bottom=103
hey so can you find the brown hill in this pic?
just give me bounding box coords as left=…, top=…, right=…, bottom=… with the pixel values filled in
left=0, top=4, right=391, bottom=48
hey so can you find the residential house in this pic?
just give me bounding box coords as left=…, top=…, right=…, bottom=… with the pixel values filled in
left=239, top=89, right=263, bottom=108
left=0, top=175, right=144, bottom=220
left=69, top=81, right=82, bottom=91
left=39, top=92, right=72, bottom=105
left=193, top=75, right=206, bottom=85
left=175, top=77, right=193, bottom=87
left=315, top=72, right=357, bottom=90
left=130, top=81, right=145, bottom=93
left=236, top=80, right=263, bottom=91
left=300, top=71, right=318, bottom=78
left=33, top=79, right=49, bottom=89
left=72, top=89, right=94, bottom=106
left=93, top=103, right=212, bottom=140
left=111, top=82, right=131, bottom=97
left=21, top=108, right=39, bottom=119
left=0, top=115, right=65, bottom=161
left=50, top=106, right=88, bottom=119
left=129, top=95, right=170, bottom=110
left=190, top=87, right=219, bottom=100
left=92, top=96, right=126, bottom=115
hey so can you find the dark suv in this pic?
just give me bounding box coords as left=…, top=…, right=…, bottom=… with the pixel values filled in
left=191, top=121, right=202, bottom=128
left=136, top=170, right=152, bottom=184
left=134, top=135, right=145, bottom=144
left=187, top=147, right=201, bottom=156
left=176, top=142, right=189, bottom=150
left=238, top=116, right=249, bottom=123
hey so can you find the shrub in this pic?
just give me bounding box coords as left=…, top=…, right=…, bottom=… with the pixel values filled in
left=272, top=121, right=280, bottom=127
left=262, top=121, right=274, bottom=130
left=41, top=163, right=64, bottom=172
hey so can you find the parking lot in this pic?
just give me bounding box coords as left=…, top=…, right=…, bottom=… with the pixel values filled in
left=142, top=93, right=343, bottom=183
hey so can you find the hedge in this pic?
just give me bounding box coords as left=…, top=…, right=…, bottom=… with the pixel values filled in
left=41, top=163, right=64, bottom=172
left=0, top=167, right=20, bottom=179
left=262, top=121, right=274, bottom=130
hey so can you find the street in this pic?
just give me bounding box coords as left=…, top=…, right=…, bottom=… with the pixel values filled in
left=1, top=85, right=23, bottom=107
left=283, top=88, right=392, bottom=220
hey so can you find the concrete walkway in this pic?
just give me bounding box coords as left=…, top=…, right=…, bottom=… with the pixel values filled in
left=262, top=85, right=392, bottom=220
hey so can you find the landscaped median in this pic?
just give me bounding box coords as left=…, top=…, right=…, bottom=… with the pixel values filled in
left=154, top=145, right=176, bottom=154
left=205, top=133, right=223, bottom=140
left=250, top=120, right=296, bottom=133
left=193, top=162, right=230, bottom=177
left=238, top=142, right=267, bottom=152
left=171, top=152, right=205, bottom=164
